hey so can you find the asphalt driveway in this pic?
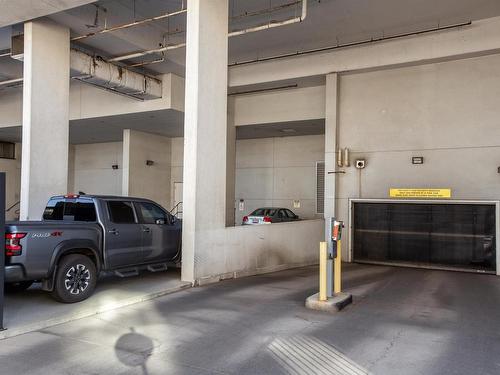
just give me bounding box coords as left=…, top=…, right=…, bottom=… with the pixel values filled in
left=0, top=263, right=499, bottom=374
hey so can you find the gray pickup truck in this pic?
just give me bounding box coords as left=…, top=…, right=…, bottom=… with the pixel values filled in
left=5, top=195, right=182, bottom=303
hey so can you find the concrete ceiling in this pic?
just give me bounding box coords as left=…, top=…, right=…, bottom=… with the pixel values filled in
left=0, top=0, right=97, bottom=28
left=2, top=0, right=500, bottom=79
left=57, top=0, right=500, bottom=72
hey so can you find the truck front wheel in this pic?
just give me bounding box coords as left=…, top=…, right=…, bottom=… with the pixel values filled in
left=51, top=254, right=97, bottom=303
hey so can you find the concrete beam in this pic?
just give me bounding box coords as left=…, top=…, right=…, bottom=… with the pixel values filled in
left=228, top=16, right=500, bottom=87
left=234, top=86, right=325, bottom=126
left=0, top=73, right=184, bottom=128
left=0, top=0, right=97, bottom=28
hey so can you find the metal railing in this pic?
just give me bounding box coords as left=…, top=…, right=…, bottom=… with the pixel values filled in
left=5, top=201, right=19, bottom=213
left=170, top=202, right=183, bottom=218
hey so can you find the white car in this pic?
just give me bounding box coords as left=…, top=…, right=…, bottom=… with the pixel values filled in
left=242, top=208, right=300, bottom=225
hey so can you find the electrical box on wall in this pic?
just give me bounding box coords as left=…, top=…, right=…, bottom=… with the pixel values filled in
left=355, top=159, right=366, bottom=169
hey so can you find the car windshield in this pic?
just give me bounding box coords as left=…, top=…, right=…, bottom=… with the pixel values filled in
left=251, top=208, right=277, bottom=216
left=43, top=198, right=97, bottom=222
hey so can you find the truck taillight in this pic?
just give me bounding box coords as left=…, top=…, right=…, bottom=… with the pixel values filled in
left=5, top=233, right=27, bottom=256
left=243, top=216, right=248, bottom=222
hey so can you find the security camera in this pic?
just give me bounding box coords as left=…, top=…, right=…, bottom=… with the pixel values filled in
left=355, top=159, right=366, bottom=169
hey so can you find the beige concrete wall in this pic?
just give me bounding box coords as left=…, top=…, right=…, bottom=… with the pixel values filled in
left=235, top=135, right=325, bottom=224
left=170, top=135, right=325, bottom=224
left=122, top=130, right=171, bottom=209
left=170, top=137, right=184, bottom=209
left=68, top=142, right=122, bottom=196
left=195, top=219, right=324, bottom=285
left=335, top=53, right=500, bottom=260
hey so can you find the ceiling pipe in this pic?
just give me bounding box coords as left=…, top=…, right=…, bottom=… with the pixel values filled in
left=231, top=0, right=302, bottom=20
left=107, top=42, right=185, bottom=62
left=229, top=0, right=307, bottom=37
left=107, top=0, right=307, bottom=63
left=229, top=20, right=472, bottom=66
left=129, top=57, right=165, bottom=68
left=0, top=78, right=23, bottom=87
left=71, top=8, right=187, bottom=42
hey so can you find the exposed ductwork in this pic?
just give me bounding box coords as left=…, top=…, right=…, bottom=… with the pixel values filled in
left=70, top=49, right=162, bottom=99
left=0, top=46, right=162, bottom=100
left=0, top=0, right=308, bottom=95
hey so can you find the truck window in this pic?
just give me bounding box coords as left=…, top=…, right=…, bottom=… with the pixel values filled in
left=136, top=202, right=169, bottom=224
left=107, top=201, right=136, bottom=224
left=43, top=198, right=96, bottom=222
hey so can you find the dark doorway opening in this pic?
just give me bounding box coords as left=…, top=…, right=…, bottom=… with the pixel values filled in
left=352, top=202, right=497, bottom=273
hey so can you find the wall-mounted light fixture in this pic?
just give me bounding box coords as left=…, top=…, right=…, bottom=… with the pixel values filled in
left=412, top=156, right=424, bottom=165
left=146, top=160, right=154, bottom=166
left=112, top=164, right=119, bottom=170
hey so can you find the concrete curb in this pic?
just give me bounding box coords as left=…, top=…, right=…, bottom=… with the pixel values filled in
left=197, top=261, right=319, bottom=286
left=0, top=282, right=192, bottom=340
left=305, top=292, right=353, bottom=313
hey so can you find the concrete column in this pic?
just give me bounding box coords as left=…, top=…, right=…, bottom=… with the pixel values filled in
left=182, top=0, right=228, bottom=283
left=226, top=97, right=236, bottom=227
left=20, top=19, right=70, bottom=220
left=324, top=73, right=339, bottom=236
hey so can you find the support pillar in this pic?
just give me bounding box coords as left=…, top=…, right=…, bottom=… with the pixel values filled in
left=226, top=97, right=236, bottom=227
left=20, top=19, right=70, bottom=220
left=324, top=73, right=339, bottom=234
left=182, top=0, right=229, bottom=283
left=324, top=74, right=340, bottom=289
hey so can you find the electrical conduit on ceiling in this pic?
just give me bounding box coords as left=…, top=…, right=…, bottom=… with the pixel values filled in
left=107, top=0, right=308, bottom=63
left=0, top=0, right=308, bottom=90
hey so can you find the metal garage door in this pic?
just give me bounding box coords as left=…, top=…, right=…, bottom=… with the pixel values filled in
left=352, top=202, right=497, bottom=273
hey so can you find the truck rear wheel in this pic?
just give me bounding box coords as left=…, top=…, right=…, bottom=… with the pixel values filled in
left=51, top=254, right=97, bottom=303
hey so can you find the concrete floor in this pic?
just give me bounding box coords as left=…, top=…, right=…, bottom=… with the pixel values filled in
left=1, top=263, right=500, bottom=374
left=2, top=269, right=190, bottom=339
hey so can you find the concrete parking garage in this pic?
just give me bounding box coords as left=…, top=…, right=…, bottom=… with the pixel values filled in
left=2, top=0, right=500, bottom=373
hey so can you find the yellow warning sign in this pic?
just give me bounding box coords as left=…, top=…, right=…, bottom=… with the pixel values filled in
left=389, top=188, right=451, bottom=199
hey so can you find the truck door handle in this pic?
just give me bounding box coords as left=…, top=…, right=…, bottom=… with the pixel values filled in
left=108, top=229, right=119, bottom=235
left=143, top=227, right=151, bottom=233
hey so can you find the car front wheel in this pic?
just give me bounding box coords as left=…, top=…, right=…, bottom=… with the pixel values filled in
left=51, top=254, right=97, bottom=303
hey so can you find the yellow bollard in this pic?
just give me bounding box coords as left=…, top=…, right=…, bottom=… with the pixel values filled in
left=319, top=242, right=327, bottom=301
left=334, top=239, right=342, bottom=294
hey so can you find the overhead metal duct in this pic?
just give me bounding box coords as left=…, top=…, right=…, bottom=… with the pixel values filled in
left=1, top=34, right=162, bottom=100
left=70, top=49, right=162, bottom=100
